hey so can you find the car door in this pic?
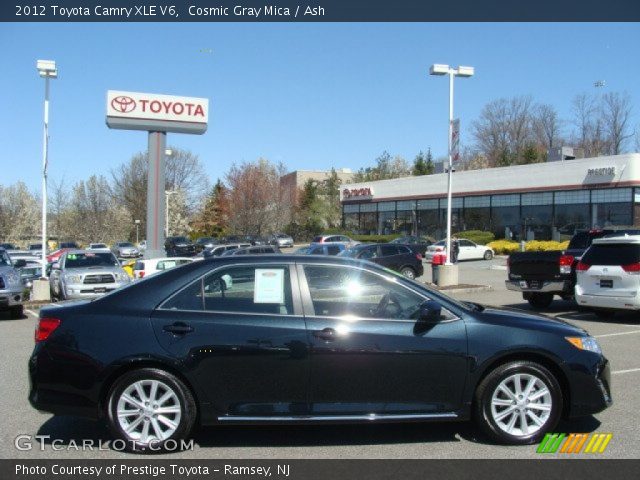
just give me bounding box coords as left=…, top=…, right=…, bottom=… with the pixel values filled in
left=458, top=240, right=477, bottom=260
left=379, top=244, right=402, bottom=270
left=298, top=262, right=468, bottom=416
left=150, top=263, right=310, bottom=417
left=356, top=245, right=379, bottom=263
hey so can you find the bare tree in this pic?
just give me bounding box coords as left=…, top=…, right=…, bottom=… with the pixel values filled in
left=0, top=182, right=40, bottom=244
left=571, top=93, right=606, bottom=157
left=601, top=91, right=633, bottom=155
left=225, top=158, right=289, bottom=235
left=533, top=103, right=563, bottom=151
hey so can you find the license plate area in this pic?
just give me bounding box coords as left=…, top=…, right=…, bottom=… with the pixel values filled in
left=600, top=279, right=613, bottom=289
left=94, top=287, right=106, bottom=293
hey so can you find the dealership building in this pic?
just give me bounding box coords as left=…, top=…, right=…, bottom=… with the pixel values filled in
left=340, top=153, right=640, bottom=240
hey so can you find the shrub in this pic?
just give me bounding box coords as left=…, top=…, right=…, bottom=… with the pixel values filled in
left=352, top=234, right=402, bottom=244
left=487, top=239, right=570, bottom=255
left=455, top=230, right=495, bottom=245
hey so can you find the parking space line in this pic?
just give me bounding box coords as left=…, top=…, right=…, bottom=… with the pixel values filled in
left=595, top=330, right=640, bottom=338
left=612, top=368, right=640, bottom=375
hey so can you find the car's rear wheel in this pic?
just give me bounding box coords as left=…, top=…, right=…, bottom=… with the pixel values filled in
left=400, top=267, right=416, bottom=279
left=483, top=250, right=494, bottom=260
left=475, top=361, right=562, bottom=445
left=106, top=368, right=197, bottom=453
left=526, top=293, right=553, bottom=309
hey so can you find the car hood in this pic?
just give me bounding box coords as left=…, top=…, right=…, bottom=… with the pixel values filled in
left=471, top=303, right=587, bottom=336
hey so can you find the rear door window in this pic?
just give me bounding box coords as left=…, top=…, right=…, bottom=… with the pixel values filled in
left=582, top=244, right=640, bottom=266
left=380, top=245, right=399, bottom=257
left=326, top=245, right=341, bottom=255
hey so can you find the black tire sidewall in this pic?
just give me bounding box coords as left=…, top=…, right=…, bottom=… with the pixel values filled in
left=106, top=368, right=196, bottom=453
left=527, top=293, right=553, bottom=309
left=476, top=361, right=562, bottom=445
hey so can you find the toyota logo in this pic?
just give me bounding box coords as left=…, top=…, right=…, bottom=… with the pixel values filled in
left=110, top=96, right=136, bottom=113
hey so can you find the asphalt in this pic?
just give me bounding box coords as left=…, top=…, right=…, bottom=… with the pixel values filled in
left=1, top=257, right=638, bottom=459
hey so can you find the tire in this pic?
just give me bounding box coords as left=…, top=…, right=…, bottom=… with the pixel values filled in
left=483, top=250, right=494, bottom=260
left=475, top=361, right=563, bottom=445
left=400, top=267, right=416, bottom=279
left=9, top=305, right=24, bottom=319
left=594, top=309, right=616, bottom=319
left=106, top=368, right=197, bottom=453
left=526, top=293, right=554, bottom=309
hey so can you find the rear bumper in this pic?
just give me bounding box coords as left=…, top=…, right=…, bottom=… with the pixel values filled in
left=575, top=292, right=640, bottom=310
left=505, top=279, right=571, bottom=294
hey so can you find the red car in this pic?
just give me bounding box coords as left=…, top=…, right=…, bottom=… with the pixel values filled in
left=46, top=248, right=71, bottom=264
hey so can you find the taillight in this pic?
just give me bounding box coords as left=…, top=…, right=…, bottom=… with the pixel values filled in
left=559, top=255, right=574, bottom=275
left=139, top=271, right=145, bottom=278
left=622, top=263, right=640, bottom=274
left=576, top=261, right=590, bottom=272
left=416, top=253, right=422, bottom=261
left=35, top=317, right=61, bottom=343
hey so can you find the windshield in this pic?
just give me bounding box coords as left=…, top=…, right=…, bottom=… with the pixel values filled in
left=119, top=242, right=134, bottom=247
left=0, top=251, right=11, bottom=267
left=91, top=244, right=107, bottom=249
left=64, top=252, right=119, bottom=269
left=174, top=237, right=189, bottom=243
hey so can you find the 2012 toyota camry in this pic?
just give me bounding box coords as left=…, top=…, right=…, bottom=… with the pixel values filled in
left=29, top=256, right=611, bottom=452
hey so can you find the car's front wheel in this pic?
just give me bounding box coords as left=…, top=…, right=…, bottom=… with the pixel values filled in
left=9, top=305, right=23, bottom=319
left=475, top=361, right=562, bottom=445
left=106, top=368, right=197, bottom=453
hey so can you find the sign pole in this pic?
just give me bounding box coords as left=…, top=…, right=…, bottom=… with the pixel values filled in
left=145, top=131, right=167, bottom=259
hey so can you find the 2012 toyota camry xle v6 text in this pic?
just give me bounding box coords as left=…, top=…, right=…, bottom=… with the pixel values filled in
left=29, top=255, right=611, bottom=452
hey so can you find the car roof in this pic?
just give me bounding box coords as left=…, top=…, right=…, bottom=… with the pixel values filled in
left=592, top=235, right=640, bottom=245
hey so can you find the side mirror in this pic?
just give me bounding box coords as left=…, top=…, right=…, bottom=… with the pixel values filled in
left=419, top=300, right=442, bottom=323
left=13, top=259, right=26, bottom=268
left=51, top=262, right=60, bottom=270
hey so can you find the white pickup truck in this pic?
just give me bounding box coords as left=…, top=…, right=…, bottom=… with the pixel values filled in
left=0, top=247, right=25, bottom=318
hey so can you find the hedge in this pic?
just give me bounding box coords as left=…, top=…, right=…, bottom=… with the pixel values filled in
left=454, top=230, right=495, bottom=245
left=487, top=239, right=570, bottom=255
left=351, top=234, right=402, bottom=244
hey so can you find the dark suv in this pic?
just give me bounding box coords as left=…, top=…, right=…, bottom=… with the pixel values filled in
left=164, top=236, right=197, bottom=257
left=340, top=243, right=424, bottom=279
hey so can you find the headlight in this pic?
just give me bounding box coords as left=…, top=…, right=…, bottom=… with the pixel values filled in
left=5, top=272, right=21, bottom=286
left=64, top=274, right=82, bottom=284
left=116, top=272, right=130, bottom=282
left=566, top=336, right=602, bottom=354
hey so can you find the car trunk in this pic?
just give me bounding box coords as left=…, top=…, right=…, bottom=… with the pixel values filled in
left=508, top=251, right=563, bottom=280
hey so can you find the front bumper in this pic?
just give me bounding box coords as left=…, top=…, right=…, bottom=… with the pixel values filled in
left=63, top=281, right=128, bottom=299
left=0, top=287, right=23, bottom=310
left=505, top=279, right=571, bottom=294
left=565, top=354, right=612, bottom=418
left=118, top=251, right=140, bottom=258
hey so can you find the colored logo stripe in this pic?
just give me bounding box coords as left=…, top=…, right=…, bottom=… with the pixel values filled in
left=537, top=433, right=613, bottom=454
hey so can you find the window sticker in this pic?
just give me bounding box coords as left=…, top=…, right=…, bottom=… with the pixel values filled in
left=254, top=269, right=285, bottom=304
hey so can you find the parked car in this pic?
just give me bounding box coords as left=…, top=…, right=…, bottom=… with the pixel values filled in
left=59, top=241, right=80, bottom=249
left=340, top=243, right=424, bottom=279
left=133, top=257, right=194, bottom=280
left=18, top=263, right=43, bottom=289
left=304, top=243, right=347, bottom=256
left=30, top=255, right=611, bottom=452
left=425, top=239, right=494, bottom=262
left=112, top=241, right=141, bottom=259
left=0, top=247, right=25, bottom=318
left=138, top=240, right=147, bottom=253
left=200, top=243, right=252, bottom=258
left=0, top=243, right=20, bottom=255
left=88, top=243, right=110, bottom=252
left=49, top=250, right=130, bottom=301
left=165, top=236, right=197, bottom=257
left=311, top=234, right=359, bottom=248
left=506, top=227, right=640, bottom=309
left=46, top=248, right=72, bottom=264
left=575, top=235, right=640, bottom=317
left=220, top=246, right=281, bottom=256
left=195, top=237, right=218, bottom=252
left=27, top=243, right=44, bottom=256
left=270, top=234, right=294, bottom=248
left=390, top=236, right=433, bottom=256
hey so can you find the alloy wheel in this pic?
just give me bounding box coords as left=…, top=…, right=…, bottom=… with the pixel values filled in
left=490, top=373, right=552, bottom=437
left=116, top=379, right=182, bottom=444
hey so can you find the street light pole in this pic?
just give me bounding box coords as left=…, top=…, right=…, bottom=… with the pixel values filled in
left=429, top=64, right=474, bottom=266
left=37, top=60, right=57, bottom=278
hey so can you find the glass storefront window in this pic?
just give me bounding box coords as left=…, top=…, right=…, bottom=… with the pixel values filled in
left=343, top=204, right=359, bottom=213
left=378, top=202, right=396, bottom=212
left=418, top=210, right=440, bottom=238
left=360, top=212, right=377, bottom=234
left=491, top=206, right=520, bottom=239
left=396, top=210, right=416, bottom=235
left=344, top=213, right=359, bottom=231
left=417, top=199, right=439, bottom=210
left=378, top=211, right=395, bottom=234
left=463, top=208, right=491, bottom=231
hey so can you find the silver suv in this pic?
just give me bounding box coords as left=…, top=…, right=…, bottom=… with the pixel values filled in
left=49, top=250, right=130, bottom=301
left=0, top=248, right=25, bottom=318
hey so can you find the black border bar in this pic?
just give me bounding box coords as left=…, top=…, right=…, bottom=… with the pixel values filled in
left=3, top=0, right=640, bottom=22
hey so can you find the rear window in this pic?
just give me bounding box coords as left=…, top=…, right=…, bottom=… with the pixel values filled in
left=380, top=245, right=399, bottom=256
left=582, top=244, right=640, bottom=266
left=568, top=232, right=596, bottom=250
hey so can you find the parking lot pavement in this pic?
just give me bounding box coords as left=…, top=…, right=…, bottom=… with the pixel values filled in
left=1, top=260, right=638, bottom=459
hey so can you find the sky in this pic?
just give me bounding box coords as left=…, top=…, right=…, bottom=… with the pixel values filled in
left=1, top=22, right=639, bottom=192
